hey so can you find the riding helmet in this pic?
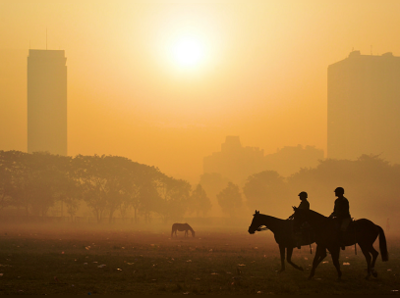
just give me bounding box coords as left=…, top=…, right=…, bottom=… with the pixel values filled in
left=334, top=187, right=345, bottom=195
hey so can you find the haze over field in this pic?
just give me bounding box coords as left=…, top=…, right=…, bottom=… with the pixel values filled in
left=2, top=0, right=400, bottom=184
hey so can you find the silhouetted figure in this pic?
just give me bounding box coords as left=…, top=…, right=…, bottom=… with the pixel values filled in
left=248, top=210, right=315, bottom=273
left=290, top=191, right=311, bottom=248
left=171, top=223, right=195, bottom=238
left=289, top=191, right=310, bottom=219
left=328, top=187, right=351, bottom=250
left=297, top=191, right=310, bottom=210
left=292, top=207, right=388, bottom=280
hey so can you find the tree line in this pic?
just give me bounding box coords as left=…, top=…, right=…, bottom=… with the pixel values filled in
left=1, top=151, right=398, bottom=226
left=0, top=151, right=212, bottom=223
left=201, top=154, right=400, bottom=223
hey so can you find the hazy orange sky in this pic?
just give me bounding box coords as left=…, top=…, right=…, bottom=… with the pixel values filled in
left=1, top=0, right=400, bottom=184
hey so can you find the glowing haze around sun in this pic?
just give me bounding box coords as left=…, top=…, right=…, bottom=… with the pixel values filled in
left=171, top=36, right=206, bottom=69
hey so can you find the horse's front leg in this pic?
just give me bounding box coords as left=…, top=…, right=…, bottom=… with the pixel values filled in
left=309, top=245, right=326, bottom=279
left=278, top=244, right=286, bottom=273
left=330, top=247, right=342, bottom=281
left=286, top=247, right=304, bottom=271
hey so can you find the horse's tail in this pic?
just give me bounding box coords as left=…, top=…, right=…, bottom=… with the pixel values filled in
left=377, top=225, right=389, bottom=262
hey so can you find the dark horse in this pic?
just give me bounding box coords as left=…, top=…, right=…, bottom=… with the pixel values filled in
left=248, top=210, right=315, bottom=272
left=171, top=223, right=195, bottom=238
left=292, top=207, right=388, bottom=280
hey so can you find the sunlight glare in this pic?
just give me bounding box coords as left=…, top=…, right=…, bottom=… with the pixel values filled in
left=172, top=37, right=205, bottom=68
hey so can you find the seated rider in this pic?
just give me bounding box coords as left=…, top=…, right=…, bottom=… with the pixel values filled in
left=289, top=191, right=310, bottom=219
left=297, top=191, right=310, bottom=210
left=328, top=187, right=351, bottom=250
left=290, top=191, right=310, bottom=248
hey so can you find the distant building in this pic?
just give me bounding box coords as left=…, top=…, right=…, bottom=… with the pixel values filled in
left=327, top=51, right=400, bottom=163
left=27, top=50, right=67, bottom=155
left=203, top=136, right=324, bottom=184
left=203, top=136, right=265, bottom=185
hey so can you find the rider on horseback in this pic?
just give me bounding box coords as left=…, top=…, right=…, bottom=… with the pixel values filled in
left=290, top=191, right=311, bottom=248
left=328, top=187, right=351, bottom=250
left=289, top=191, right=310, bottom=219
left=297, top=191, right=310, bottom=210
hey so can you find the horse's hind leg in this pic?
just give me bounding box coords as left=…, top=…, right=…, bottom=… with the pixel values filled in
left=370, top=245, right=379, bottom=278
left=287, top=247, right=304, bottom=271
left=360, top=244, right=374, bottom=279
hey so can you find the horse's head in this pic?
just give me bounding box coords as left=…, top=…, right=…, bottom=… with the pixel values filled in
left=248, top=210, right=264, bottom=234
left=191, top=230, right=196, bottom=237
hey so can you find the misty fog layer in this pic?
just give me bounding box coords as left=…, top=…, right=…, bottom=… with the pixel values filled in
left=0, top=151, right=397, bottom=236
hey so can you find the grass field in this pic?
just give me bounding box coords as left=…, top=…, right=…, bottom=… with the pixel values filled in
left=0, top=222, right=398, bottom=295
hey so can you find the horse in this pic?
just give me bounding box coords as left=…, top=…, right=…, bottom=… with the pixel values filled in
left=248, top=210, right=315, bottom=273
left=171, top=223, right=195, bottom=238
left=292, top=207, right=388, bottom=280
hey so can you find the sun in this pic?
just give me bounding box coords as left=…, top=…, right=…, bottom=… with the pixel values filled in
left=171, top=36, right=205, bottom=68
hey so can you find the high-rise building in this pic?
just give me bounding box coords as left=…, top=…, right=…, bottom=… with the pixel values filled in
left=327, top=51, right=400, bottom=163
left=27, top=50, right=67, bottom=155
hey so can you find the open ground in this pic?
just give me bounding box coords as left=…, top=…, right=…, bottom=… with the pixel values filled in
left=0, top=222, right=398, bottom=295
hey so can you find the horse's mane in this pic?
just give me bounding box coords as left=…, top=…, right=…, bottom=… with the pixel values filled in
left=256, top=213, right=287, bottom=222
left=297, top=208, right=328, bottom=220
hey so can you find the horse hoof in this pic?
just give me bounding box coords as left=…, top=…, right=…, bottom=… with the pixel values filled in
left=372, top=270, right=378, bottom=278
left=299, top=266, right=304, bottom=272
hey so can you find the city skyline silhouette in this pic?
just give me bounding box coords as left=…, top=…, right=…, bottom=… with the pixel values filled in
left=0, top=3, right=399, bottom=294
left=1, top=1, right=400, bottom=186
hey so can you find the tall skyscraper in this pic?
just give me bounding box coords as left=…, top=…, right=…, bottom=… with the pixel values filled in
left=27, top=49, right=67, bottom=156
left=327, top=51, right=400, bottom=164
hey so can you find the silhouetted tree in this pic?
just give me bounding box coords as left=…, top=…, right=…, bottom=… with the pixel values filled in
left=0, top=151, right=17, bottom=210
left=243, top=170, right=288, bottom=217
left=1, top=151, right=32, bottom=214
left=199, top=172, right=231, bottom=199
left=73, top=155, right=110, bottom=223
left=138, top=179, right=161, bottom=223
left=217, top=182, right=243, bottom=217
left=122, top=162, right=157, bottom=223
left=286, top=154, right=400, bottom=221
left=24, top=152, right=70, bottom=216
left=156, top=176, right=191, bottom=223
left=188, top=184, right=212, bottom=217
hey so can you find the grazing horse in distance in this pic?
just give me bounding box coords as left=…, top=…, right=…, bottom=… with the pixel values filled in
left=248, top=210, right=315, bottom=273
left=171, top=223, right=195, bottom=238
left=292, top=207, right=388, bottom=280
